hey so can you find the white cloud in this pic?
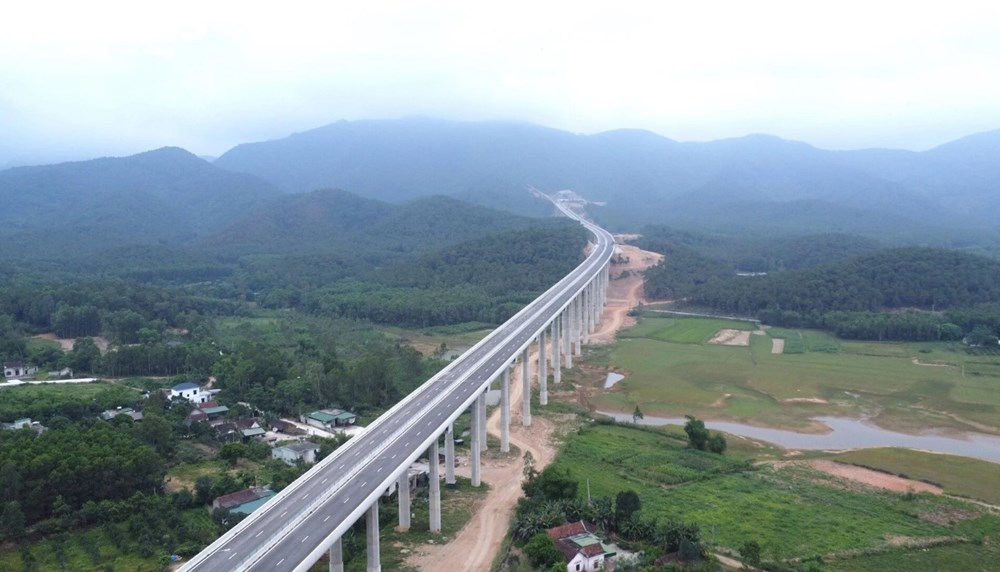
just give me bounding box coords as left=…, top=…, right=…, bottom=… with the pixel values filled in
left=2, top=0, right=999, bottom=163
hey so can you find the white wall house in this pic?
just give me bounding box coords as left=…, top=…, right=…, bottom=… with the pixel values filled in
left=272, top=441, right=321, bottom=466
left=4, top=361, right=38, bottom=380
left=169, top=381, right=210, bottom=404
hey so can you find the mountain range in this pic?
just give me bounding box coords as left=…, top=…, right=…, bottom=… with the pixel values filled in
left=2, top=118, right=998, bottom=264
left=215, top=118, right=1000, bottom=240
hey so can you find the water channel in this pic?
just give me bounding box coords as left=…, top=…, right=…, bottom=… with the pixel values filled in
left=595, top=410, right=1000, bottom=463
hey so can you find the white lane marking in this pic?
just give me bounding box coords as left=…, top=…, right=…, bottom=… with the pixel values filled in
left=229, top=552, right=237, bottom=560
left=281, top=511, right=287, bottom=517
left=302, top=536, right=309, bottom=543
left=324, top=515, right=331, bottom=522
left=302, top=493, right=309, bottom=499
left=277, top=559, right=285, bottom=567
left=321, top=478, right=328, bottom=484
left=343, top=496, right=351, bottom=504
left=256, top=530, right=264, bottom=538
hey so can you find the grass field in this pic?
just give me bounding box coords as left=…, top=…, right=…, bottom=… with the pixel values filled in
left=549, top=423, right=1000, bottom=567
left=621, top=316, right=757, bottom=344
left=824, top=539, right=1000, bottom=572
left=828, top=448, right=1000, bottom=506
left=0, top=381, right=143, bottom=422
left=590, top=316, right=1000, bottom=434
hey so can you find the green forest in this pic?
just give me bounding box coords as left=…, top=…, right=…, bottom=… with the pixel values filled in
left=638, top=227, right=1000, bottom=343
left=0, top=187, right=592, bottom=568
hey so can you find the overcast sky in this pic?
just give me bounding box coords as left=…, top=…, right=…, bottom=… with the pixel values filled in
left=2, top=1, right=999, bottom=166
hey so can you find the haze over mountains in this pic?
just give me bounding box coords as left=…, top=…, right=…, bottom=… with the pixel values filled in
left=2, top=117, right=999, bottom=265
left=215, top=118, right=1000, bottom=239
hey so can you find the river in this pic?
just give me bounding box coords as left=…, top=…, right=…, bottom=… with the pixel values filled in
left=596, top=411, right=1000, bottom=463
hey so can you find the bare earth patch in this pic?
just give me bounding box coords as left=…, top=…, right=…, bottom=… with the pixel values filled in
left=911, top=358, right=951, bottom=367
left=707, top=329, right=751, bottom=346
left=771, top=337, right=785, bottom=354
left=808, top=459, right=942, bottom=494
left=710, top=393, right=733, bottom=408
left=782, top=397, right=829, bottom=405
left=32, top=333, right=110, bottom=353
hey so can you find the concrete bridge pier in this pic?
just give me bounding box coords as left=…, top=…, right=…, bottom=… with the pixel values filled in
left=572, top=296, right=582, bottom=356
left=500, top=367, right=510, bottom=452
left=551, top=317, right=561, bottom=386
left=397, top=471, right=410, bottom=531
left=589, top=283, right=598, bottom=333
left=445, top=424, right=455, bottom=485
left=582, top=287, right=591, bottom=344
left=366, top=503, right=381, bottom=572
left=538, top=329, right=547, bottom=406
left=329, top=537, right=343, bottom=572
left=471, top=393, right=482, bottom=487
left=521, top=347, right=531, bottom=426
left=479, top=383, right=488, bottom=452
left=561, top=302, right=573, bottom=369
left=429, top=439, right=441, bottom=532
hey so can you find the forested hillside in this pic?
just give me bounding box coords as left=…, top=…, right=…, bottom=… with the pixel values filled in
left=0, top=148, right=280, bottom=260
left=214, top=118, right=1000, bottom=246
left=642, top=241, right=1000, bottom=342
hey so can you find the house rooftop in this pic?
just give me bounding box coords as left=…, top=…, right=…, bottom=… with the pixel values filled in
left=307, top=411, right=338, bottom=423
left=280, top=441, right=320, bottom=453
left=200, top=406, right=229, bottom=415
left=171, top=381, right=200, bottom=391
left=229, top=490, right=276, bottom=515
left=214, top=487, right=270, bottom=510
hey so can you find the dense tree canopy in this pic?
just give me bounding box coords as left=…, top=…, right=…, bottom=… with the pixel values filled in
left=0, top=422, right=165, bottom=524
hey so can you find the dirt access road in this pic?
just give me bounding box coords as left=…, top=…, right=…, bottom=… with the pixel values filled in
left=406, top=241, right=662, bottom=571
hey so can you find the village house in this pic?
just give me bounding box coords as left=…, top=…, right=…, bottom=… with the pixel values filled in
left=3, top=361, right=38, bottom=380
left=272, top=441, right=321, bottom=465
left=184, top=402, right=229, bottom=427
left=547, top=521, right=616, bottom=572
left=268, top=419, right=306, bottom=436
left=383, top=461, right=430, bottom=497
left=1, top=418, right=46, bottom=433
left=302, top=408, right=357, bottom=430
left=234, top=418, right=269, bottom=442
left=211, top=487, right=275, bottom=515
left=214, top=422, right=240, bottom=442
left=168, top=381, right=212, bottom=405
left=100, top=407, right=144, bottom=422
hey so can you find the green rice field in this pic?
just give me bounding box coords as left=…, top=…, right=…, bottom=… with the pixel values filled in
left=590, top=316, right=1000, bottom=434
left=549, top=423, right=1000, bottom=569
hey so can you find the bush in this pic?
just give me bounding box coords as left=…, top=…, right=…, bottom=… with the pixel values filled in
left=524, top=532, right=563, bottom=569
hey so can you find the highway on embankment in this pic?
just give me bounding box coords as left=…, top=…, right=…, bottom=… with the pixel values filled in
left=180, top=201, right=613, bottom=572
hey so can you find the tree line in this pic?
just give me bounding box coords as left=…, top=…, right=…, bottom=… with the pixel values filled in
left=641, top=242, right=1000, bottom=342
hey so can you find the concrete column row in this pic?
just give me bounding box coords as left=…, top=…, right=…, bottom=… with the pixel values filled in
left=331, top=262, right=612, bottom=572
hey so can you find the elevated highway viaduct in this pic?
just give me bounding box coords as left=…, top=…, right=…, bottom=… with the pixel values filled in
left=180, top=198, right=614, bottom=572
